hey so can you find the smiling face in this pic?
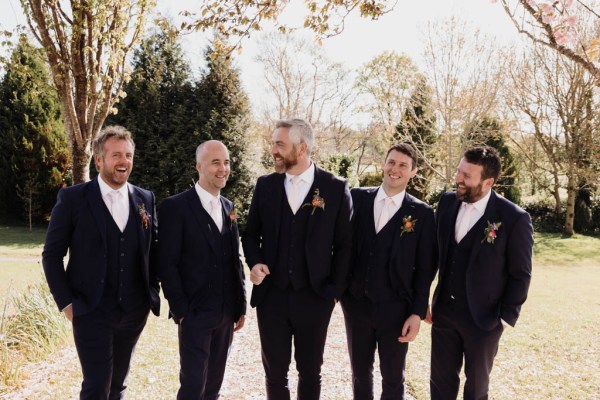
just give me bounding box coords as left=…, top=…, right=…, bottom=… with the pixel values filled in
left=454, top=158, right=494, bottom=203
left=381, top=149, right=417, bottom=196
left=95, top=136, right=134, bottom=189
left=271, top=127, right=307, bottom=174
left=196, top=141, right=230, bottom=196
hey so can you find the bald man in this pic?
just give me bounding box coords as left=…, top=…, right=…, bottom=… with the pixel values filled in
left=158, top=140, right=246, bottom=400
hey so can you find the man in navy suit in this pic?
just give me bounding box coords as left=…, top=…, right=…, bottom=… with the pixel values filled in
left=427, top=146, right=533, bottom=400
left=158, top=140, right=246, bottom=400
left=342, top=143, right=436, bottom=399
left=42, top=125, right=160, bottom=399
left=242, top=118, right=353, bottom=399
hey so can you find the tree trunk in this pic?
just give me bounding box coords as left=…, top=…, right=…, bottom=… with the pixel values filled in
left=72, top=143, right=92, bottom=184
left=564, top=173, right=577, bottom=237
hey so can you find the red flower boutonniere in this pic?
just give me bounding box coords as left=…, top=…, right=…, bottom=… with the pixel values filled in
left=400, top=215, right=417, bottom=236
left=302, top=188, right=326, bottom=215
left=138, top=203, right=151, bottom=230
left=229, top=206, right=238, bottom=223
left=482, top=221, right=502, bottom=244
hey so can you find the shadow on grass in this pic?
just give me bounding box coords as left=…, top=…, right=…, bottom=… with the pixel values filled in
left=0, top=226, right=47, bottom=249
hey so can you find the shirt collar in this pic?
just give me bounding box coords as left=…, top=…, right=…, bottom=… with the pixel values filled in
left=286, top=162, right=315, bottom=185
left=466, top=189, right=492, bottom=213
left=195, top=182, right=220, bottom=207
left=98, top=175, right=128, bottom=198
left=375, top=186, right=406, bottom=207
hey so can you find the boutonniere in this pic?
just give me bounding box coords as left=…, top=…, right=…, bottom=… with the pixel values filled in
left=137, top=203, right=151, bottom=230
left=228, top=206, right=238, bottom=224
left=400, top=215, right=417, bottom=236
left=482, top=221, right=502, bottom=244
left=302, top=188, right=325, bottom=215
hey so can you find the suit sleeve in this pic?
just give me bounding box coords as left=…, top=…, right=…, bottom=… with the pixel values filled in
left=157, top=198, right=189, bottom=321
left=500, top=211, right=533, bottom=326
left=332, top=180, right=353, bottom=298
left=410, top=205, right=437, bottom=318
left=241, top=178, right=265, bottom=269
left=149, top=192, right=160, bottom=298
left=42, top=188, right=74, bottom=311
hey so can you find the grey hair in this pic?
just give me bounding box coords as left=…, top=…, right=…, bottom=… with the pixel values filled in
left=275, top=118, right=314, bottom=155
left=92, top=125, right=135, bottom=157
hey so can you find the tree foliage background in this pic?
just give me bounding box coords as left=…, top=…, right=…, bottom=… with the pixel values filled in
left=0, top=35, right=70, bottom=225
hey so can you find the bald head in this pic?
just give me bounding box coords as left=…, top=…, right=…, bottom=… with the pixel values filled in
left=195, top=140, right=230, bottom=196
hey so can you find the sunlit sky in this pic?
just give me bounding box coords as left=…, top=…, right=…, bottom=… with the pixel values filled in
left=1, top=0, right=521, bottom=111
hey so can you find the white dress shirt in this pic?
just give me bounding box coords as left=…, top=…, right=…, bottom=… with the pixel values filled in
left=373, top=187, right=406, bottom=229
left=195, top=183, right=223, bottom=231
left=454, top=189, right=491, bottom=239
left=285, top=163, right=316, bottom=214
left=98, top=176, right=130, bottom=228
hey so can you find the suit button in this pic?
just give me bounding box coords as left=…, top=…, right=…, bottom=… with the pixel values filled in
left=100, top=279, right=104, bottom=284
left=120, top=238, right=125, bottom=242
left=288, top=269, right=293, bottom=274
left=120, top=269, right=124, bottom=272
left=120, top=253, right=125, bottom=257
left=119, top=297, right=122, bottom=301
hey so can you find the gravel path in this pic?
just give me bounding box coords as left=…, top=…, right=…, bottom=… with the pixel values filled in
left=5, top=281, right=422, bottom=399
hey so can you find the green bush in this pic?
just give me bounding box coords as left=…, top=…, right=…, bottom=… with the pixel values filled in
left=524, top=202, right=564, bottom=233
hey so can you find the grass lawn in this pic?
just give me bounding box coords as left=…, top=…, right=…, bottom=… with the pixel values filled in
left=0, top=225, right=46, bottom=299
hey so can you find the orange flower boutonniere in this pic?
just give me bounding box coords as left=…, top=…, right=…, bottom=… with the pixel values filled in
left=138, top=203, right=151, bottom=230
left=229, top=206, right=238, bottom=223
left=302, top=188, right=325, bottom=215
left=482, top=221, right=502, bottom=244
left=400, top=215, right=417, bottom=236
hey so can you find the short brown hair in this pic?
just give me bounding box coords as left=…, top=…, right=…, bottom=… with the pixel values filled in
left=386, top=143, right=418, bottom=169
left=92, top=125, right=135, bottom=157
left=463, top=146, right=501, bottom=181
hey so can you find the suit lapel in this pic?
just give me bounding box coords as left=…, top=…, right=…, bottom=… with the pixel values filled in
left=439, top=196, right=461, bottom=272
left=271, top=173, right=286, bottom=250
left=128, top=185, right=150, bottom=255
left=306, top=167, right=324, bottom=237
left=390, top=193, right=417, bottom=260
left=187, top=188, right=218, bottom=254
left=221, top=197, right=240, bottom=254
left=86, top=178, right=108, bottom=249
left=467, top=191, right=500, bottom=268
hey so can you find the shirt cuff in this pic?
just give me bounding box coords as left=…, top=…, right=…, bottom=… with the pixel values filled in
left=501, top=318, right=511, bottom=328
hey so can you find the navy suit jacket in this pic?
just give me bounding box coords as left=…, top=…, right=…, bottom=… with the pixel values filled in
left=432, top=190, right=533, bottom=330
left=242, top=166, right=353, bottom=307
left=42, top=178, right=161, bottom=317
left=349, top=188, right=437, bottom=318
left=157, top=188, right=246, bottom=323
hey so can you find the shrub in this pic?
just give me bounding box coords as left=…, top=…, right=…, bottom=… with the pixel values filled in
left=0, top=282, right=70, bottom=391
left=524, top=202, right=564, bottom=233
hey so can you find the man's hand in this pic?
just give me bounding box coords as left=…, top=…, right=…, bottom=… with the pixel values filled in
left=234, top=315, right=246, bottom=332
left=425, top=304, right=433, bottom=325
left=398, top=314, right=421, bottom=343
left=62, top=304, right=73, bottom=321
left=250, top=263, right=270, bottom=285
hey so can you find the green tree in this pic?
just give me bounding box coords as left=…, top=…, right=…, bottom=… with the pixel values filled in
left=395, top=75, right=437, bottom=201
left=0, top=35, right=70, bottom=226
left=467, top=117, right=521, bottom=204
left=191, top=40, right=253, bottom=224
left=106, top=27, right=196, bottom=202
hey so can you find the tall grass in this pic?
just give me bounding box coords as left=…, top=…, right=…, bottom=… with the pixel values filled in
left=0, top=282, right=70, bottom=393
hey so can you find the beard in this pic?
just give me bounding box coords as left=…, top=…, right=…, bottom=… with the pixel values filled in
left=455, top=182, right=484, bottom=203
left=273, top=147, right=299, bottom=173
